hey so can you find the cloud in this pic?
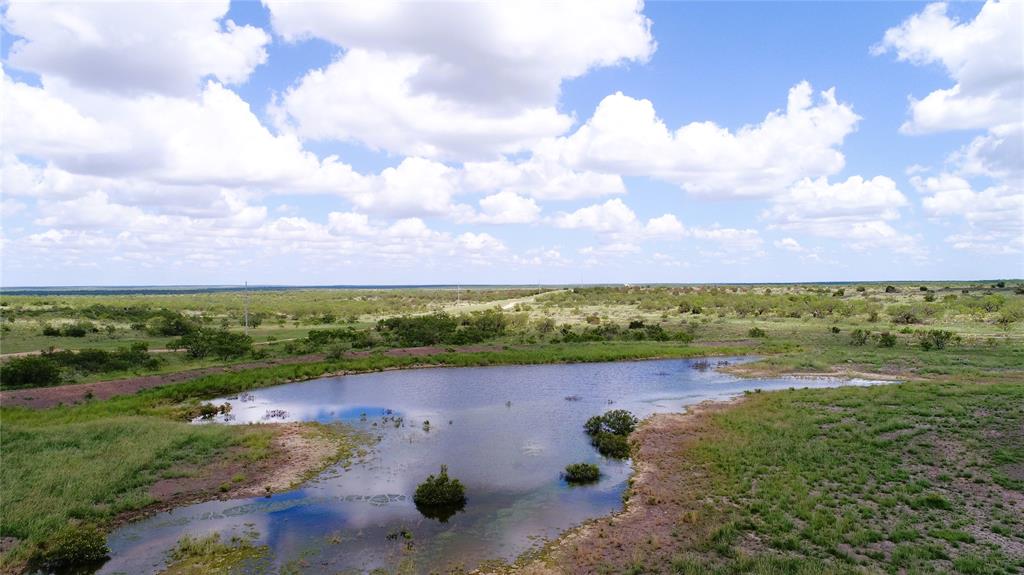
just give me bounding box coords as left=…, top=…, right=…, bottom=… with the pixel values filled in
left=462, top=155, right=625, bottom=201
left=456, top=232, right=507, bottom=253
left=266, top=0, right=654, bottom=159
left=774, top=238, right=804, bottom=252
left=875, top=1, right=1023, bottom=133
left=878, top=2, right=1022, bottom=256
left=552, top=199, right=763, bottom=255
left=763, top=175, right=922, bottom=256
left=763, top=175, right=908, bottom=229
left=949, top=122, right=1023, bottom=181
left=553, top=198, right=638, bottom=233
left=4, top=0, right=269, bottom=96
left=644, top=214, right=685, bottom=237
left=913, top=173, right=1023, bottom=252
left=473, top=191, right=541, bottom=224
left=545, top=82, right=860, bottom=197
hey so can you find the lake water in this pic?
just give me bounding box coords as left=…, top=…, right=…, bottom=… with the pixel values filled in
left=101, top=357, right=881, bottom=574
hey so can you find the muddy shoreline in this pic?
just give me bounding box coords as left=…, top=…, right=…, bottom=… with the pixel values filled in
left=498, top=398, right=744, bottom=574
left=115, top=421, right=370, bottom=530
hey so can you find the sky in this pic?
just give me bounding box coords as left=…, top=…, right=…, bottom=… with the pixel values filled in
left=0, top=0, right=1021, bottom=286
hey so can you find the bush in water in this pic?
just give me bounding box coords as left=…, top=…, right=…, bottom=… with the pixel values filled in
left=584, top=409, right=638, bottom=437
left=413, top=465, right=466, bottom=507
left=413, top=465, right=467, bottom=522
left=592, top=432, right=630, bottom=459
left=564, top=462, right=600, bottom=483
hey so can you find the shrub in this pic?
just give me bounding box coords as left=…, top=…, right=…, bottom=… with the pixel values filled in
left=60, top=321, right=96, bottom=337
left=592, top=432, right=630, bottom=459
left=877, top=332, right=897, bottom=348
left=0, top=356, right=61, bottom=389
left=39, top=524, right=109, bottom=568
left=919, top=330, right=959, bottom=351
left=890, top=306, right=921, bottom=325
left=413, top=465, right=466, bottom=508
left=584, top=409, right=638, bottom=437
left=41, top=324, right=60, bottom=336
left=584, top=409, right=636, bottom=459
left=170, top=328, right=253, bottom=359
left=849, top=329, right=870, bottom=346
left=747, top=326, right=766, bottom=338
left=564, top=462, right=600, bottom=483
left=146, top=311, right=196, bottom=336
left=885, top=285, right=898, bottom=293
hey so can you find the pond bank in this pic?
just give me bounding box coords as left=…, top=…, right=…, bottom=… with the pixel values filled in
left=502, top=398, right=742, bottom=574
left=1, top=342, right=749, bottom=409
left=117, top=422, right=371, bottom=529
left=506, top=380, right=1024, bottom=574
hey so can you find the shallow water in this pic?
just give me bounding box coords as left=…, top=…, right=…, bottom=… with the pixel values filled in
left=101, top=357, right=882, bottom=574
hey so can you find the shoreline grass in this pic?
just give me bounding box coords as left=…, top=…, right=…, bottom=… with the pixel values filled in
left=537, top=379, right=1024, bottom=574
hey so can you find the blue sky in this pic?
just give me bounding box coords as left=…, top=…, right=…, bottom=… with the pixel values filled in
left=1, top=1, right=1020, bottom=286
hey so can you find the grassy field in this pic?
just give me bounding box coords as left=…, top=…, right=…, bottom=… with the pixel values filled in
left=0, top=283, right=1022, bottom=573
left=540, top=380, right=1024, bottom=574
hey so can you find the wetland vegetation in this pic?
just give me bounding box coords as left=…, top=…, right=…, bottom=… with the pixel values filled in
left=0, top=282, right=1021, bottom=573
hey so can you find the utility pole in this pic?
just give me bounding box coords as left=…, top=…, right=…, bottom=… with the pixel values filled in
left=244, top=281, right=250, bottom=334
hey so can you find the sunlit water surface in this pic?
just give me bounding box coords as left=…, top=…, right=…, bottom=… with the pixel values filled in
left=100, top=357, right=882, bottom=574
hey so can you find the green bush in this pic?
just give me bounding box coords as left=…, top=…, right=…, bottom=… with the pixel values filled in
left=39, top=524, right=109, bottom=568
left=877, top=332, right=897, bottom=348
left=413, top=464, right=466, bottom=507
left=60, top=321, right=96, bottom=337
left=146, top=311, right=196, bottom=336
left=747, top=326, right=766, bottom=338
left=170, top=329, right=253, bottom=359
left=919, top=330, right=959, bottom=351
left=592, top=432, right=630, bottom=459
left=584, top=409, right=638, bottom=437
left=564, top=462, right=600, bottom=483
left=849, top=329, right=870, bottom=346
left=0, top=356, right=61, bottom=389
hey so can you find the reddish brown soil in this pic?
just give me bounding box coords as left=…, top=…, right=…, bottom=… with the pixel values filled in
left=0, top=345, right=507, bottom=409
left=117, top=422, right=357, bottom=527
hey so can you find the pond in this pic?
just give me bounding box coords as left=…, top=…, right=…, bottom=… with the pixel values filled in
left=101, top=357, right=882, bottom=574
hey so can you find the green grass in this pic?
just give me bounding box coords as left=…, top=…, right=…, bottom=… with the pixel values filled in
left=671, top=380, right=1024, bottom=573
left=0, top=416, right=267, bottom=555
left=0, top=340, right=726, bottom=568
left=162, top=532, right=268, bottom=575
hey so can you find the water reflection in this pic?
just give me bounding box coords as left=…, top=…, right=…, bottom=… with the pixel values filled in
left=103, top=357, right=883, bottom=574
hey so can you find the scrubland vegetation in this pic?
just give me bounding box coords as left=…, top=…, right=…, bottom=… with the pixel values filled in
left=0, top=282, right=1021, bottom=573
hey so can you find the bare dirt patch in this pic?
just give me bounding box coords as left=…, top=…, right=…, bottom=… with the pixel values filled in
left=720, top=362, right=916, bottom=382
left=120, top=422, right=365, bottom=527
